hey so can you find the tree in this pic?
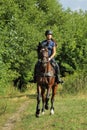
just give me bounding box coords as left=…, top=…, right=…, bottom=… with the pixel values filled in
left=0, top=0, right=87, bottom=90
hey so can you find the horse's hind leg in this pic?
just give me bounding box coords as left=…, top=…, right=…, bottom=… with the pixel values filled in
left=36, top=86, right=41, bottom=117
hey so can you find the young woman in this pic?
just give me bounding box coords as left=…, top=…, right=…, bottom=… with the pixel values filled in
left=33, top=30, right=63, bottom=84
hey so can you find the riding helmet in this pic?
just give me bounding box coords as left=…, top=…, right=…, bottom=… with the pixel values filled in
left=45, top=30, right=52, bottom=36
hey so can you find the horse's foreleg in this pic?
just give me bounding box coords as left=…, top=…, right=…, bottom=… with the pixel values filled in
left=50, top=84, right=57, bottom=115
left=50, top=95, right=54, bottom=115
left=45, top=87, right=51, bottom=110
left=36, top=85, right=41, bottom=117
left=41, top=88, right=45, bottom=114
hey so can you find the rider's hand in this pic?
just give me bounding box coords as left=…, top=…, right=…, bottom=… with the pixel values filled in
left=48, top=58, right=51, bottom=61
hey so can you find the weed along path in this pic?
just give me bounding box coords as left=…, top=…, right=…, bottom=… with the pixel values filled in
left=1, top=100, right=30, bottom=130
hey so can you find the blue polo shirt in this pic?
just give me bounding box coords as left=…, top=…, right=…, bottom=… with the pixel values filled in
left=41, top=40, right=55, bottom=57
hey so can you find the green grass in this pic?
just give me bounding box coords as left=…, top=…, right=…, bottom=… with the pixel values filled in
left=14, top=95, right=87, bottom=130
left=0, top=84, right=87, bottom=130
left=0, top=97, right=27, bottom=129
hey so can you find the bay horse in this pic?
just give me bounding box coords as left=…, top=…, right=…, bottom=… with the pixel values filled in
left=35, top=45, right=58, bottom=117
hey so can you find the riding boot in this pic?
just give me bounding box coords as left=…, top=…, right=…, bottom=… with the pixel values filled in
left=56, top=75, right=63, bottom=84
left=55, top=63, right=64, bottom=84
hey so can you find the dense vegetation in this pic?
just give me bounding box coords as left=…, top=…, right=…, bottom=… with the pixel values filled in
left=0, top=0, right=87, bottom=93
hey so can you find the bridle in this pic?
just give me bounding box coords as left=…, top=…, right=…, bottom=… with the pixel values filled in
left=38, top=47, right=55, bottom=77
left=39, top=47, right=49, bottom=64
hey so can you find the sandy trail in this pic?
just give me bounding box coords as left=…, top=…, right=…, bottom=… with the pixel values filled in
left=2, top=100, right=29, bottom=130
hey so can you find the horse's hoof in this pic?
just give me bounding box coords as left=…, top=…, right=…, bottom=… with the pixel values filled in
left=35, top=109, right=40, bottom=117
left=50, top=109, right=54, bottom=115
left=36, top=112, right=40, bottom=117
left=36, top=113, right=40, bottom=117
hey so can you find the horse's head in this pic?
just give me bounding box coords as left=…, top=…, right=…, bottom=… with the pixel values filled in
left=38, top=45, right=49, bottom=67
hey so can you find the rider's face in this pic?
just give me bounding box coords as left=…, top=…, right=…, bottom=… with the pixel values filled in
left=46, top=34, right=52, bottom=40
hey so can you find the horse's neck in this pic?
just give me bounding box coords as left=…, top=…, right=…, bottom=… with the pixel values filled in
left=41, top=62, right=52, bottom=73
left=46, top=62, right=52, bottom=72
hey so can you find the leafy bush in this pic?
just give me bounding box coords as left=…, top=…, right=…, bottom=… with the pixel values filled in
left=62, top=71, right=87, bottom=94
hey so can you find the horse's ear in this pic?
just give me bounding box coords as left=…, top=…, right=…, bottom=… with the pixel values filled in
left=46, top=47, right=48, bottom=51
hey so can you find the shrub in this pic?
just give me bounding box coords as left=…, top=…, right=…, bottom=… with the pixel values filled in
left=62, top=71, right=87, bottom=94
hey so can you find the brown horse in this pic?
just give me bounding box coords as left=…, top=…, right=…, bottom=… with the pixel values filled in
left=35, top=45, right=58, bottom=117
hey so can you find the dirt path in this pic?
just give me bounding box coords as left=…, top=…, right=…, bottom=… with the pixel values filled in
left=1, top=100, right=29, bottom=130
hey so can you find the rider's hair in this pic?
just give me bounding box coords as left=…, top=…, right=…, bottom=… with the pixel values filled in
left=51, top=38, right=57, bottom=47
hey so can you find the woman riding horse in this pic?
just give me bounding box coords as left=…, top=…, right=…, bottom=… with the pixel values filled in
left=34, top=30, right=63, bottom=117
left=34, top=30, right=63, bottom=84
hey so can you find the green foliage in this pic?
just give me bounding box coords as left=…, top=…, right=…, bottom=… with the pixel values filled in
left=0, top=0, right=87, bottom=91
left=62, top=71, right=87, bottom=94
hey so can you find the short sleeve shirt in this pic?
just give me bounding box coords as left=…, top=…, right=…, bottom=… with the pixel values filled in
left=41, top=40, right=55, bottom=57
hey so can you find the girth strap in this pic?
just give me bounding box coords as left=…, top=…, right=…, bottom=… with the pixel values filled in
left=37, top=71, right=55, bottom=77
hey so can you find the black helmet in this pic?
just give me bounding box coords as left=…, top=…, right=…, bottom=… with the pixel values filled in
left=45, top=30, right=52, bottom=36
